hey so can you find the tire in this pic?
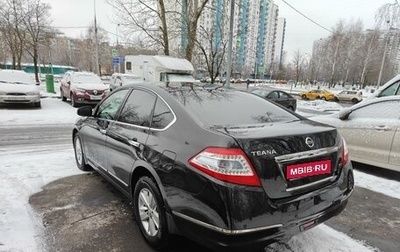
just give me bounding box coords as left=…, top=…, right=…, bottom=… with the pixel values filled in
left=351, top=98, right=359, bottom=104
left=133, top=176, right=169, bottom=250
left=73, top=134, right=92, bottom=171
left=61, top=89, right=67, bottom=101
left=71, top=93, right=78, bottom=107
left=288, top=106, right=295, bottom=112
left=334, top=97, right=339, bottom=102
left=301, top=94, right=307, bottom=100
left=34, top=101, right=41, bottom=108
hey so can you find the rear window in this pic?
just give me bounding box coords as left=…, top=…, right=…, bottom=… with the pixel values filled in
left=169, top=88, right=299, bottom=126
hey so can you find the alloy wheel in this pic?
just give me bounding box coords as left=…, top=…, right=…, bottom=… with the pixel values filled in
left=75, top=137, right=83, bottom=166
left=138, top=188, right=160, bottom=237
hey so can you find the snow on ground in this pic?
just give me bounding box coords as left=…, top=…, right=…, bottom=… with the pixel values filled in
left=0, top=92, right=398, bottom=251
left=0, top=146, right=82, bottom=252
left=267, top=224, right=376, bottom=252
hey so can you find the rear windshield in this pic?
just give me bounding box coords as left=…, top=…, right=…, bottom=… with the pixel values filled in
left=169, top=88, right=299, bottom=127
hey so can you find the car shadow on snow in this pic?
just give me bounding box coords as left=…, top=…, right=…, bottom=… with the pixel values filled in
left=352, top=161, right=400, bottom=182
left=29, top=172, right=212, bottom=252
left=0, top=103, right=41, bottom=110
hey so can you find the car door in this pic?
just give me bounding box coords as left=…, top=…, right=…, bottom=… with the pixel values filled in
left=339, top=91, right=349, bottom=101
left=81, top=89, right=130, bottom=171
left=277, top=91, right=291, bottom=108
left=105, top=89, right=156, bottom=190
left=310, top=90, right=319, bottom=99
left=338, top=100, right=399, bottom=166
left=267, top=91, right=280, bottom=104
left=61, top=73, right=71, bottom=98
left=389, top=106, right=400, bottom=169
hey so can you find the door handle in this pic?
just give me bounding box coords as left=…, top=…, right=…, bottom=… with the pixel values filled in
left=375, top=126, right=390, bottom=131
left=128, top=139, right=140, bottom=148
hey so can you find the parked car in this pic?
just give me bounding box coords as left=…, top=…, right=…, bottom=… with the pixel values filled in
left=250, top=88, right=297, bottom=111
left=110, top=73, right=141, bottom=91
left=334, top=90, right=363, bottom=104
left=369, top=74, right=400, bottom=99
left=0, top=69, right=41, bottom=107
left=311, top=96, right=400, bottom=172
left=300, top=89, right=335, bottom=101
left=72, top=83, right=353, bottom=251
left=60, top=71, right=110, bottom=107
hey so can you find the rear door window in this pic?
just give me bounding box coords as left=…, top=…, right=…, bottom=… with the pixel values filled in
left=151, top=97, right=174, bottom=129
left=118, top=89, right=156, bottom=127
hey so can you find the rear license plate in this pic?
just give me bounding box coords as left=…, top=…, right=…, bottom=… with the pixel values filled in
left=286, top=160, right=331, bottom=180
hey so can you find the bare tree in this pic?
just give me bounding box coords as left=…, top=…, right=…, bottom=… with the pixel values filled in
left=195, top=24, right=227, bottom=84
left=376, top=1, right=400, bottom=28
left=23, top=0, right=51, bottom=83
left=106, top=0, right=209, bottom=61
left=180, top=0, right=209, bottom=61
left=292, top=49, right=304, bottom=86
left=0, top=0, right=27, bottom=69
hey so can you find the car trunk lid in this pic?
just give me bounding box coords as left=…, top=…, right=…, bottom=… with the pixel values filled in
left=217, top=120, right=342, bottom=199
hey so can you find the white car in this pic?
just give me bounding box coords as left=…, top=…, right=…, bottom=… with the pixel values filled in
left=110, top=73, right=141, bottom=91
left=0, top=69, right=41, bottom=107
left=311, top=96, right=400, bottom=172
left=334, top=90, right=363, bottom=103
left=369, top=74, right=400, bottom=99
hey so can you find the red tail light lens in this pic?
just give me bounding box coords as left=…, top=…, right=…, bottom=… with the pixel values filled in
left=341, top=138, right=349, bottom=166
left=189, top=147, right=261, bottom=187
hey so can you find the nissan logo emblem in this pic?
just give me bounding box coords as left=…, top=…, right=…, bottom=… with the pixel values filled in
left=305, top=137, right=315, bottom=148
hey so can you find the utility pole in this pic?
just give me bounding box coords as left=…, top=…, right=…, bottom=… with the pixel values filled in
left=377, top=21, right=391, bottom=88
left=94, top=0, right=100, bottom=76
left=225, top=0, right=234, bottom=88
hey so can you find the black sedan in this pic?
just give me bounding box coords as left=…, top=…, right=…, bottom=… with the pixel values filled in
left=73, top=83, right=353, bottom=252
left=250, top=88, right=297, bottom=111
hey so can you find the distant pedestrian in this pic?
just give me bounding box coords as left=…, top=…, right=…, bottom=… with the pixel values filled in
left=246, top=78, right=250, bottom=89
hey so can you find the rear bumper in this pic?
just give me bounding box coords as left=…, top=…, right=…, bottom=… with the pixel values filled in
left=172, top=197, right=349, bottom=252
left=169, top=162, right=354, bottom=251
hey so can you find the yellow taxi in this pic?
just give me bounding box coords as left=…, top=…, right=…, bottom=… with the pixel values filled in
left=299, top=89, right=335, bottom=101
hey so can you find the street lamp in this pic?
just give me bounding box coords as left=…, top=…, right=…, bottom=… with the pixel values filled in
left=116, top=24, right=120, bottom=46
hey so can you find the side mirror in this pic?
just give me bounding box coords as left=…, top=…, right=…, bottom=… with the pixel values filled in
left=77, top=106, right=93, bottom=116
left=339, top=108, right=351, bottom=120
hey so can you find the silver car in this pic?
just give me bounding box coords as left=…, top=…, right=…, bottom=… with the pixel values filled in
left=334, top=90, right=363, bottom=104
left=0, top=69, right=41, bottom=107
left=311, top=96, right=400, bottom=172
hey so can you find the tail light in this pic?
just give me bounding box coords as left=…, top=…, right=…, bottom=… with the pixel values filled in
left=341, top=138, right=349, bottom=167
left=188, top=147, right=261, bottom=187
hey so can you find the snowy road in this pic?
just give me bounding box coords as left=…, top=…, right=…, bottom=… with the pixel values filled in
left=1, top=98, right=400, bottom=252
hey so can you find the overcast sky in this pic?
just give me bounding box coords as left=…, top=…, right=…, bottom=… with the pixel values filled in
left=44, top=0, right=391, bottom=61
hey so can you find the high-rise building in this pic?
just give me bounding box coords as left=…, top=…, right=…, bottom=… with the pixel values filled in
left=167, top=0, right=284, bottom=78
